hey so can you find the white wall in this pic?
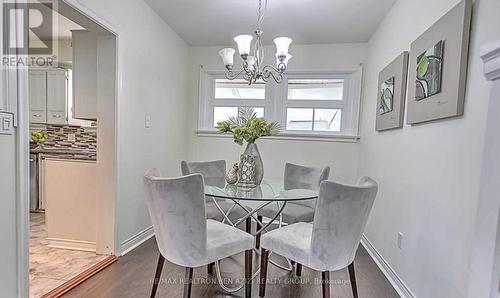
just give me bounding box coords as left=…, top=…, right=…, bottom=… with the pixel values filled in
left=187, top=44, right=367, bottom=182
left=358, top=0, right=500, bottom=297
left=0, top=132, right=18, bottom=296
left=74, top=0, right=190, bottom=250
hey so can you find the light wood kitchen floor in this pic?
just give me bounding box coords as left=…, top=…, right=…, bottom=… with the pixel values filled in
left=63, top=236, right=400, bottom=298
left=29, top=212, right=108, bottom=298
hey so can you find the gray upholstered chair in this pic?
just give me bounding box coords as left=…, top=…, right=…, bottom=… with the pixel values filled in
left=144, top=170, right=254, bottom=298
left=255, top=163, right=329, bottom=250
left=182, top=160, right=254, bottom=275
left=259, top=177, right=378, bottom=298
left=181, top=160, right=250, bottom=225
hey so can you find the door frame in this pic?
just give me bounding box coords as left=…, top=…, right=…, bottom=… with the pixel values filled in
left=16, top=0, right=123, bottom=296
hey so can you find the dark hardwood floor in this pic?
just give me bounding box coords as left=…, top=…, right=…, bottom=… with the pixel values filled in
left=63, top=237, right=399, bottom=298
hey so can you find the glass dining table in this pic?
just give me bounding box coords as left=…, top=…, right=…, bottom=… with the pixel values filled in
left=204, top=179, right=319, bottom=293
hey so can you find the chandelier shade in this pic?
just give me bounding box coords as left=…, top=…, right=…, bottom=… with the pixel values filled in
left=246, top=56, right=257, bottom=69
left=218, top=0, right=292, bottom=85
left=274, top=37, right=293, bottom=57
left=234, top=35, right=253, bottom=57
left=218, top=48, right=235, bottom=68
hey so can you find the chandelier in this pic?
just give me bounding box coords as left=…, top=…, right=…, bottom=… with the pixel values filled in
left=218, top=0, right=293, bottom=85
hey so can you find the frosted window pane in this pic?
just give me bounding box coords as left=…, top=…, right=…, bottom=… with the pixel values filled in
left=288, top=79, right=343, bottom=100
left=215, top=79, right=265, bottom=99
left=314, top=109, right=342, bottom=132
left=213, top=107, right=265, bottom=127
left=214, top=107, right=238, bottom=126
left=286, top=108, right=313, bottom=130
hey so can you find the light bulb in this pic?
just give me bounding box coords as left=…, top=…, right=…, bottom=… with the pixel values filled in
left=274, top=37, right=293, bottom=57
left=234, top=34, right=253, bottom=57
left=218, top=48, right=235, bottom=68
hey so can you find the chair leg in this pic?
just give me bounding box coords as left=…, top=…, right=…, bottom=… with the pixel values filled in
left=245, top=249, right=253, bottom=298
left=183, top=267, right=193, bottom=298
left=255, top=215, right=263, bottom=249
left=150, top=253, right=165, bottom=298
left=259, top=248, right=269, bottom=297
left=348, top=262, right=358, bottom=298
left=296, top=263, right=302, bottom=277
left=321, top=271, right=330, bottom=298
left=246, top=217, right=252, bottom=234
left=207, top=262, right=214, bottom=275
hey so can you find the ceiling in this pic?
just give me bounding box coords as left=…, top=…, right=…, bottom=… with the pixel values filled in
left=145, top=0, right=397, bottom=46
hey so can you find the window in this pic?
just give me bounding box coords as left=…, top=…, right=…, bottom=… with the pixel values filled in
left=215, top=79, right=265, bottom=99
left=66, top=69, right=93, bottom=127
left=213, top=106, right=264, bottom=127
left=199, top=69, right=362, bottom=139
left=287, top=79, right=343, bottom=101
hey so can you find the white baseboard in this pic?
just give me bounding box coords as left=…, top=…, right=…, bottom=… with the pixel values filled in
left=47, top=238, right=96, bottom=252
left=361, top=234, right=416, bottom=298
left=120, top=226, right=155, bottom=256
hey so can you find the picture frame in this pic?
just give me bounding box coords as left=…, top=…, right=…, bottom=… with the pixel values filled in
left=376, top=52, right=409, bottom=131
left=406, top=0, right=472, bottom=124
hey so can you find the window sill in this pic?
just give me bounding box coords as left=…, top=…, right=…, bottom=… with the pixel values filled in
left=195, top=130, right=360, bottom=143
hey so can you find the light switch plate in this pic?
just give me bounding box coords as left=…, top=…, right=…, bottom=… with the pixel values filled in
left=0, top=112, right=14, bottom=135
left=145, top=115, right=151, bottom=128
left=68, top=133, right=76, bottom=142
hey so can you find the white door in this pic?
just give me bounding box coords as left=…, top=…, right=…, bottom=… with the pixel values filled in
left=29, top=71, right=47, bottom=123
left=46, top=70, right=67, bottom=124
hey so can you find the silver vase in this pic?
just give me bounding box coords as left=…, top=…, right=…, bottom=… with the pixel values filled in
left=243, top=142, right=264, bottom=185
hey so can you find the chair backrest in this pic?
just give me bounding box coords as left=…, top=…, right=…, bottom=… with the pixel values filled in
left=143, top=169, right=208, bottom=267
left=181, top=160, right=226, bottom=188
left=310, top=177, right=378, bottom=271
left=284, top=162, right=330, bottom=208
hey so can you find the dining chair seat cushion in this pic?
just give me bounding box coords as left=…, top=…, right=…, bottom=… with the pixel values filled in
left=262, top=178, right=378, bottom=272
left=258, top=202, right=315, bottom=224
left=206, top=200, right=249, bottom=224
left=261, top=222, right=313, bottom=266
left=205, top=219, right=254, bottom=265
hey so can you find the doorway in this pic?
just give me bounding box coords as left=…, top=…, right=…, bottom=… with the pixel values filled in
left=23, top=0, right=119, bottom=297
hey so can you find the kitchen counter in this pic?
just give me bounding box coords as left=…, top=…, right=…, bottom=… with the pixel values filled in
left=43, top=157, right=98, bottom=251
left=31, top=146, right=96, bottom=161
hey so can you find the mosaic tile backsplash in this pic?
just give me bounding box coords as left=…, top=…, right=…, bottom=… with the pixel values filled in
left=30, top=124, right=97, bottom=152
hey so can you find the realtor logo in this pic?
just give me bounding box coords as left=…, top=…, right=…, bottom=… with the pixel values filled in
left=2, top=0, right=58, bottom=67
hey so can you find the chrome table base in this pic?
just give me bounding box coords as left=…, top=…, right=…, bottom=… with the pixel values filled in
left=210, top=197, right=294, bottom=293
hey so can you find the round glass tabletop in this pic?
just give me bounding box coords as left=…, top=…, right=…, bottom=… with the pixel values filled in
left=204, top=179, right=318, bottom=202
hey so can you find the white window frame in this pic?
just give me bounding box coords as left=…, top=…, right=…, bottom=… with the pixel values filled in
left=198, top=67, right=362, bottom=141
left=198, top=69, right=273, bottom=129
left=276, top=69, right=362, bottom=137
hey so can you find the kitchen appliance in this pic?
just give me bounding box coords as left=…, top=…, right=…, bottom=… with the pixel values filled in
left=30, top=154, right=39, bottom=211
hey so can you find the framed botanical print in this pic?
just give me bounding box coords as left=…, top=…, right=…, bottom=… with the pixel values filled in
left=407, top=0, right=472, bottom=124
left=376, top=52, right=409, bottom=131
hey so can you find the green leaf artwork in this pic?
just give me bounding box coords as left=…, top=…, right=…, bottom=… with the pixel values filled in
left=417, top=55, right=429, bottom=78
left=415, top=40, right=444, bottom=101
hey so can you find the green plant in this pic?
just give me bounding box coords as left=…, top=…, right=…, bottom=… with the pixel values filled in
left=216, top=107, right=280, bottom=145
left=31, top=131, right=49, bottom=144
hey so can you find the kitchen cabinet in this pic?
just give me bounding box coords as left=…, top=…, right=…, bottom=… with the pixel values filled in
left=46, top=71, right=67, bottom=124
left=29, top=69, right=67, bottom=124
left=29, top=70, right=47, bottom=123
left=72, top=30, right=97, bottom=120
